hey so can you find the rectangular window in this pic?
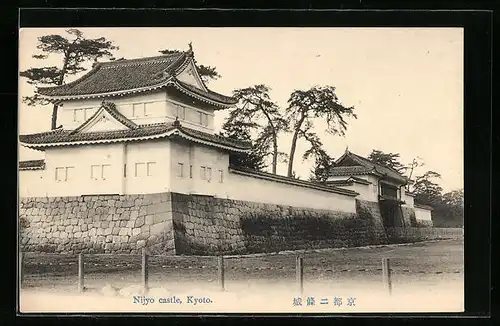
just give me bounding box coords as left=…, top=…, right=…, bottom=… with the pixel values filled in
left=198, top=112, right=209, bottom=127
left=91, top=165, right=100, bottom=180
left=200, top=166, right=206, bottom=180
left=189, top=165, right=193, bottom=178
left=65, top=167, right=74, bottom=181
left=144, top=102, right=154, bottom=116
left=381, top=184, right=398, bottom=198
left=91, top=165, right=110, bottom=180
left=175, top=105, right=186, bottom=120
left=147, top=162, right=156, bottom=176
left=135, top=162, right=146, bottom=177
left=124, top=164, right=127, bottom=178
left=219, top=169, right=224, bottom=183
left=85, top=108, right=93, bottom=120
left=55, top=167, right=65, bottom=182
left=207, top=167, right=212, bottom=182
left=132, top=103, right=145, bottom=117
left=101, top=164, right=111, bottom=180
left=177, top=163, right=184, bottom=178
left=74, top=109, right=85, bottom=122
left=56, top=167, right=74, bottom=182
left=74, top=108, right=94, bottom=122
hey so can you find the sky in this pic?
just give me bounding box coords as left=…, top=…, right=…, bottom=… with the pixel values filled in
left=18, top=27, right=464, bottom=192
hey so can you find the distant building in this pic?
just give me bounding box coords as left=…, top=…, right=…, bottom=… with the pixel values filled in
left=326, top=150, right=433, bottom=227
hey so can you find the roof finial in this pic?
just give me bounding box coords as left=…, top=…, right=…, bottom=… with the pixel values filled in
left=188, top=42, right=193, bottom=53
left=173, top=116, right=181, bottom=128
left=345, top=145, right=349, bottom=153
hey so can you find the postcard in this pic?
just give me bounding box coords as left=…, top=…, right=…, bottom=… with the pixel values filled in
left=18, top=26, right=464, bottom=313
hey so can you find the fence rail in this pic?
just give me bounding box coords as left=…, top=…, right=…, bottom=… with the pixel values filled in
left=19, top=251, right=462, bottom=296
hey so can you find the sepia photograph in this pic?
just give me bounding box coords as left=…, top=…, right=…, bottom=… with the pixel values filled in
left=17, top=27, right=464, bottom=313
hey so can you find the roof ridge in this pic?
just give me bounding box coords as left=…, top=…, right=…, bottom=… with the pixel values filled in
left=100, top=52, right=186, bottom=69
left=352, top=151, right=407, bottom=177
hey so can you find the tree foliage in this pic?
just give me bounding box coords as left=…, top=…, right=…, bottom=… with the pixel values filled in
left=219, top=117, right=268, bottom=171
left=230, top=85, right=288, bottom=174
left=367, top=150, right=406, bottom=173
left=20, top=29, right=118, bottom=129
left=412, top=171, right=444, bottom=205
left=411, top=171, right=463, bottom=227
left=309, top=154, right=336, bottom=183
left=158, top=48, right=220, bottom=83
left=284, top=85, right=357, bottom=177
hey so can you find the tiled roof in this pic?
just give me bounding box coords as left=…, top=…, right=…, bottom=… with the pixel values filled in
left=19, top=121, right=252, bottom=152
left=38, top=53, right=186, bottom=97
left=325, top=180, right=353, bottom=186
left=329, top=151, right=408, bottom=184
left=328, top=165, right=373, bottom=176
left=229, top=167, right=359, bottom=197
left=173, top=80, right=238, bottom=105
left=36, top=51, right=237, bottom=106
left=19, top=159, right=45, bottom=170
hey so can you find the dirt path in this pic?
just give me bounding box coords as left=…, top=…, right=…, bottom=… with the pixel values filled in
left=19, top=239, right=464, bottom=313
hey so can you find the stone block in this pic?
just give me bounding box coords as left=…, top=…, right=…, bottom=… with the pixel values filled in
left=137, top=240, right=146, bottom=248
left=132, top=228, right=141, bottom=236
left=145, top=215, right=154, bottom=225
left=134, top=216, right=144, bottom=228
left=138, top=207, right=147, bottom=217
left=150, top=222, right=165, bottom=235
left=112, top=227, right=120, bottom=235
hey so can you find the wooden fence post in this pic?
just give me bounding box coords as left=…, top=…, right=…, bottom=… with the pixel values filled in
left=218, top=256, right=225, bottom=291
left=142, top=247, right=149, bottom=295
left=296, top=256, right=304, bottom=294
left=382, top=257, right=392, bottom=295
left=19, top=251, right=24, bottom=288
left=78, top=253, right=84, bottom=293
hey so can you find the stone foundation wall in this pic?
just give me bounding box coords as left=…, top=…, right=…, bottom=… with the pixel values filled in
left=171, top=194, right=388, bottom=255
left=401, top=206, right=418, bottom=227
left=19, top=193, right=434, bottom=255
left=415, top=219, right=433, bottom=227
left=355, top=200, right=388, bottom=244
left=19, top=193, right=174, bottom=254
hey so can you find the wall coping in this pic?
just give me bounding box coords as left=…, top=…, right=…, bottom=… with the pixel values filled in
left=414, top=203, right=434, bottom=211
left=229, top=167, right=359, bottom=197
